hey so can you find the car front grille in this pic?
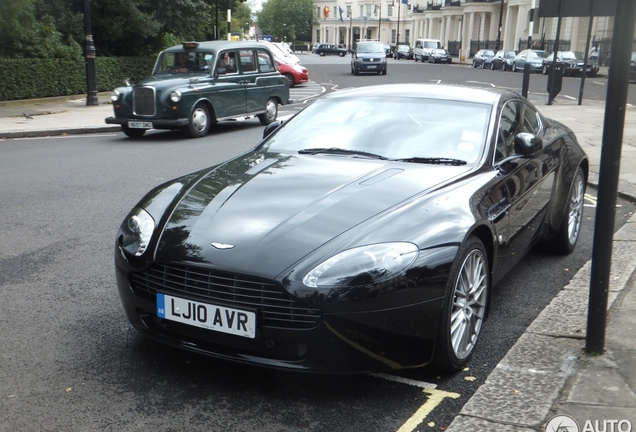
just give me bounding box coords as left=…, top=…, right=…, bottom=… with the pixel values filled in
left=129, top=263, right=321, bottom=330
left=132, top=86, right=156, bottom=116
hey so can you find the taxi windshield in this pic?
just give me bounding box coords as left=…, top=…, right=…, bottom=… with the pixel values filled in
left=153, top=51, right=214, bottom=75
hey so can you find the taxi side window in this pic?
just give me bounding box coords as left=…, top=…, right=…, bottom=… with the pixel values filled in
left=218, top=51, right=237, bottom=74
left=257, top=50, right=276, bottom=73
left=239, top=50, right=257, bottom=73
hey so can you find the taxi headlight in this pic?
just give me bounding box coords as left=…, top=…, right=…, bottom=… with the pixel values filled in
left=110, top=90, right=120, bottom=102
left=170, top=90, right=182, bottom=103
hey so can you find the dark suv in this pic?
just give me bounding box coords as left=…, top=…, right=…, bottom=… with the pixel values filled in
left=351, top=41, right=387, bottom=75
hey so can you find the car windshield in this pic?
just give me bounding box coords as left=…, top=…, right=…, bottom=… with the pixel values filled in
left=423, top=42, right=438, bottom=48
left=154, top=51, right=214, bottom=75
left=358, top=43, right=384, bottom=53
left=505, top=51, right=516, bottom=58
left=432, top=49, right=446, bottom=55
left=483, top=50, right=495, bottom=56
left=263, top=96, right=491, bottom=164
left=530, top=51, right=548, bottom=59
left=398, top=45, right=410, bottom=51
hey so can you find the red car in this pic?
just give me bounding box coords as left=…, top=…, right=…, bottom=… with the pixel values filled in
left=275, top=59, right=309, bottom=87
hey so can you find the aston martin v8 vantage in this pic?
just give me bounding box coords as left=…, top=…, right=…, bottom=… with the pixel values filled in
left=115, top=84, right=588, bottom=373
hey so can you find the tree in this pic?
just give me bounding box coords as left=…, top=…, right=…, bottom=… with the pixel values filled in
left=256, top=0, right=313, bottom=42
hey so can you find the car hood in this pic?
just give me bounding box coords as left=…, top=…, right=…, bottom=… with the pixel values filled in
left=154, top=151, right=472, bottom=278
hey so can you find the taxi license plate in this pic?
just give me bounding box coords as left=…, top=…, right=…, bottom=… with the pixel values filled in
left=367, top=65, right=377, bottom=69
left=157, top=293, right=256, bottom=338
left=128, top=121, right=152, bottom=129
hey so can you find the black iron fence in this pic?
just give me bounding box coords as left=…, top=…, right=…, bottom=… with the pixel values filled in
left=447, top=41, right=461, bottom=56
left=517, top=39, right=570, bottom=53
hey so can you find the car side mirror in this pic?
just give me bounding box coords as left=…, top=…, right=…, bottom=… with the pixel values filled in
left=514, top=132, right=543, bottom=156
left=263, top=120, right=284, bottom=139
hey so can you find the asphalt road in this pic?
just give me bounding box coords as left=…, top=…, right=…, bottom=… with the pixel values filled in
left=1, top=62, right=635, bottom=431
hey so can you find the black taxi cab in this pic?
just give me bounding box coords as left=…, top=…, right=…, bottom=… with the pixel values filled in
left=106, top=41, right=292, bottom=138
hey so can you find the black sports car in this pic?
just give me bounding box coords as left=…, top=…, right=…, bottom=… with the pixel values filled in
left=115, top=84, right=588, bottom=373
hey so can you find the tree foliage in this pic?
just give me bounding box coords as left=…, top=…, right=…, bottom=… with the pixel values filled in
left=256, top=0, right=314, bottom=42
left=0, top=0, right=249, bottom=59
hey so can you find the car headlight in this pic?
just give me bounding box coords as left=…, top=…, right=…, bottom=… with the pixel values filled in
left=110, top=89, right=120, bottom=102
left=302, top=242, right=419, bottom=289
left=119, top=207, right=155, bottom=257
left=170, top=90, right=182, bottom=103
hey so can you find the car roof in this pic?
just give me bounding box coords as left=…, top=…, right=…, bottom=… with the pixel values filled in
left=325, top=84, right=510, bottom=105
left=162, top=41, right=268, bottom=53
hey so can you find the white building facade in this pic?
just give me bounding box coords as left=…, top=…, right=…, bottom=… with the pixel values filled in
left=312, top=0, right=629, bottom=62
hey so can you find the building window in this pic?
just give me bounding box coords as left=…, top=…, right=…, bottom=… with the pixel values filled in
left=360, top=5, right=363, bottom=16
left=388, top=5, right=393, bottom=17
left=347, top=5, right=351, bottom=17
left=405, top=29, right=410, bottom=44
left=316, top=29, right=320, bottom=43
left=391, top=29, right=396, bottom=43
left=326, top=29, right=329, bottom=42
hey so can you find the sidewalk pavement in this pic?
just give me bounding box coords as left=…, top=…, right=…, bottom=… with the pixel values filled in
left=1, top=86, right=635, bottom=432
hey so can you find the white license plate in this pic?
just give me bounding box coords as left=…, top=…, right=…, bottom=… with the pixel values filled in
left=128, top=121, right=152, bottom=129
left=367, top=65, right=377, bottom=69
left=157, top=293, right=256, bottom=338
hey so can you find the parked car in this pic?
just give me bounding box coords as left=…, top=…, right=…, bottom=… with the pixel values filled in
left=105, top=41, right=291, bottom=138
left=428, top=48, right=452, bottom=64
left=315, top=43, right=347, bottom=57
left=414, top=38, right=441, bottom=62
left=275, top=58, right=309, bottom=87
left=260, top=41, right=301, bottom=65
left=311, top=42, right=320, bottom=53
left=384, top=44, right=393, bottom=57
left=394, top=44, right=414, bottom=60
left=472, top=49, right=496, bottom=68
left=351, top=40, right=387, bottom=75
left=491, top=49, right=517, bottom=71
left=115, top=83, right=588, bottom=373
left=541, top=51, right=599, bottom=77
left=511, top=49, right=549, bottom=73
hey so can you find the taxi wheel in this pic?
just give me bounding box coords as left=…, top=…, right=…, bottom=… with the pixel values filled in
left=122, top=125, right=146, bottom=138
left=184, top=103, right=211, bottom=138
left=258, top=98, right=278, bottom=125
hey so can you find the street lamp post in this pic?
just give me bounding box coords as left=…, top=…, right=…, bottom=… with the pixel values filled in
left=227, top=0, right=232, bottom=41
left=495, top=0, right=504, bottom=51
left=83, top=0, right=98, bottom=106
left=348, top=12, right=353, bottom=53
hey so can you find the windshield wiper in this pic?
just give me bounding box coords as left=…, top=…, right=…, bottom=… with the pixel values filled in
left=298, top=147, right=388, bottom=160
left=393, top=157, right=467, bottom=166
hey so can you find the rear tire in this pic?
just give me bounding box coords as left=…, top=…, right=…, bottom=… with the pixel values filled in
left=431, top=236, right=489, bottom=372
left=258, top=98, right=278, bottom=125
left=490, top=62, right=495, bottom=70
left=543, top=65, right=549, bottom=75
left=550, top=167, right=586, bottom=254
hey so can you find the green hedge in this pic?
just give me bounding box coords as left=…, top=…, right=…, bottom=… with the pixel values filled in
left=0, top=56, right=156, bottom=101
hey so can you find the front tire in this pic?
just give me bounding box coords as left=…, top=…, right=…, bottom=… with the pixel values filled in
left=121, top=125, right=146, bottom=138
left=432, top=236, right=489, bottom=372
left=550, top=167, right=586, bottom=254
left=490, top=62, right=495, bottom=70
left=284, top=73, right=295, bottom=87
left=183, top=103, right=211, bottom=138
left=258, top=98, right=278, bottom=125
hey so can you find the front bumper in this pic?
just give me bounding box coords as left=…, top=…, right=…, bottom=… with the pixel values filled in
left=114, top=250, right=446, bottom=372
left=105, top=117, right=189, bottom=129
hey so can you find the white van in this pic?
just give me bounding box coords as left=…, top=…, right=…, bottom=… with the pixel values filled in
left=414, top=39, right=442, bottom=62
